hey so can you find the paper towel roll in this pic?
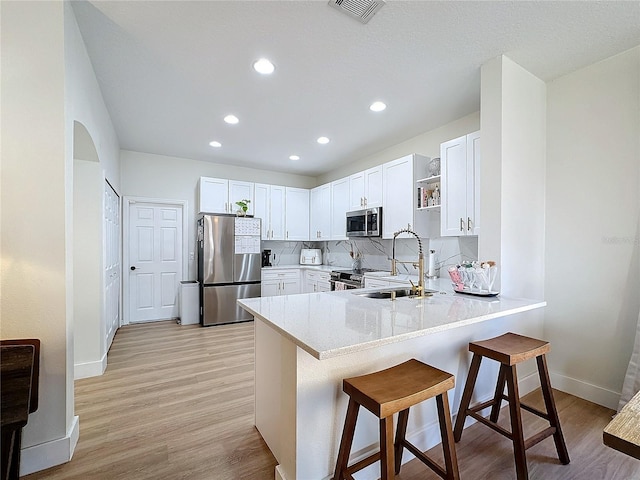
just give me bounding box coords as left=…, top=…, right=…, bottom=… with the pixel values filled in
left=427, top=250, right=436, bottom=278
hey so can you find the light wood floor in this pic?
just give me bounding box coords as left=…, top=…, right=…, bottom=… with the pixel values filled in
left=25, top=321, right=639, bottom=480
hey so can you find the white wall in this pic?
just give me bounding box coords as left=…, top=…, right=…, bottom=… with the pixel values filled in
left=120, top=150, right=317, bottom=279
left=0, top=0, right=75, bottom=470
left=0, top=2, right=122, bottom=474
left=478, top=55, right=548, bottom=381
left=66, top=2, right=120, bottom=385
left=65, top=3, right=121, bottom=190
left=480, top=56, right=548, bottom=299
left=317, top=112, right=480, bottom=185
left=545, top=46, right=640, bottom=408
left=73, top=159, right=103, bottom=378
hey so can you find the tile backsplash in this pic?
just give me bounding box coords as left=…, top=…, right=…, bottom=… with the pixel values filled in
left=263, top=235, right=478, bottom=277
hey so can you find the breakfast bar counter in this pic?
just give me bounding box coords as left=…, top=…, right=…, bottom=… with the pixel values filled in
left=238, top=281, right=546, bottom=480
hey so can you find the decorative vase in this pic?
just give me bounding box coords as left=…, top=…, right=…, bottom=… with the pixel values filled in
left=428, top=157, right=441, bottom=177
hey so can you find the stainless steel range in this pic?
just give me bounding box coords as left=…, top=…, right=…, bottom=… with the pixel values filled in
left=329, top=268, right=386, bottom=290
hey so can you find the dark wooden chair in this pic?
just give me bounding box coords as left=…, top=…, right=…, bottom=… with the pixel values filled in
left=1, top=339, right=40, bottom=480
left=333, top=359, right=459, bottom=480
left=453, top=332, right=570, bottom=480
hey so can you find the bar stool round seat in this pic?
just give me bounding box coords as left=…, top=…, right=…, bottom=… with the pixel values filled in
left=333, top=359, right=460, bottom=480
left=453, top=332, right=570, bottom=480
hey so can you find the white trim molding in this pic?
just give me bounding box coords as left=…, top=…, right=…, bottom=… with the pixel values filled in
left=21, top=415, right=80, bottom=476
left=122, top=196, right=189, bottom=325
left=74, top=351, right=107, bottom=379
left=550, top=371, right=621, bottom=410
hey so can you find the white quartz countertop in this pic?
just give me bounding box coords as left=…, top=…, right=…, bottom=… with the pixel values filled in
left=238, top=280, right=546, bottom=360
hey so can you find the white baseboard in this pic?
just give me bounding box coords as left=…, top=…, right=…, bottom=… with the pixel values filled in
left=549, top=371, right=620, bottom=410
left=21, top=415, right=80, bottom=476
left=74, top=352, right=107, bottom=379
left=275, top=465, right=287, bottom=480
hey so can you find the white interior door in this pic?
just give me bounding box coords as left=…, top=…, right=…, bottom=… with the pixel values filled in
left=128, top=202, right=183, bottom=323
left=104, top=182, right=121, bottom=348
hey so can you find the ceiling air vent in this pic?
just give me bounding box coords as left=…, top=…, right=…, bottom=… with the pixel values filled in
left=328, top=0, right=386, bottom=24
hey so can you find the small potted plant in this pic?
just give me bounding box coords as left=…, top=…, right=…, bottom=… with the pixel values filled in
left=235, top=199, right=251, bottom=216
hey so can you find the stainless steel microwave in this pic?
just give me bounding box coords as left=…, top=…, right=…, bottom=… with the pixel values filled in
left=346, top=207, right=382, bottom=237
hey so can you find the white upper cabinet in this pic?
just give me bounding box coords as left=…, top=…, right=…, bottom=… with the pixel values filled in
left=440, top=131, right=480, bottom=236
left=254, top=183, right=285, bottom=240
left=198, top=177, right=254, bottom=215
left=349, top=165, right=382, bottom=210
left=229, top=180, right=255, bottom=216
left=330, top=177, right=350, bottom=240
left=285, top=187, right=310, bottom=241
left=382, top=154, right=430, bottom=239
left=310, top=183, right=331, bottom=240
left=198, top=177, right=229, bottom=214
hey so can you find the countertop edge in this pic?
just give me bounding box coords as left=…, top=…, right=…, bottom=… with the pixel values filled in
left=239, top=297, right=547, bottom=361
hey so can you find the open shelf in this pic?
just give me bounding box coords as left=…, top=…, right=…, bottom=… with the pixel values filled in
left=416, top=175, right=440, bottom=183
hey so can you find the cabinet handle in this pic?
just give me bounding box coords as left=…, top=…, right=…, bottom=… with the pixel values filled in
left=467, top=217, right=472, bottom=232
left=364, top=197, right=367, bottom=207
left=408, top=223, right=411, bottom=230
left=286, top=231, right=289, bottom=239
left=460, top=218, right=464, bottom=232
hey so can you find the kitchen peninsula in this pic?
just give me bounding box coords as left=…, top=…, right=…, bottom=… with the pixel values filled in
left=238, top=281, right=546, bottom=480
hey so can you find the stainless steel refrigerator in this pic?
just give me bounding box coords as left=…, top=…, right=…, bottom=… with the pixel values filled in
left=197, top=215, right=261, bottom=326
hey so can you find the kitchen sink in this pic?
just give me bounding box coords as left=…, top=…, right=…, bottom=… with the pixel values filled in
left=353, top=287, right=436, bottom=299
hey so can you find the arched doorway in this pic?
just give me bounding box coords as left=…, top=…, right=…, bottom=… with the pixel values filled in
left=72, top=120, right=120, bottom=379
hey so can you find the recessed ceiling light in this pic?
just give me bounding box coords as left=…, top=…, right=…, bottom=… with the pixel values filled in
left=224, top=114, right=239, bottom=124
left=253, top=58, right=275, bottom=75
left=209, top=140, right=222, bottom=148
left=289, top=155, right=300, bottom=161
left=370, top=101, right=386, bottom=112
left=317, top=136, right=330, bottom=144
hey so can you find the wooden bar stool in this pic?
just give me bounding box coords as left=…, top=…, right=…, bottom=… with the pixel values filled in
left=333, top=359, right=460, bottom=480
left=453, top=332, right=570, bottom=480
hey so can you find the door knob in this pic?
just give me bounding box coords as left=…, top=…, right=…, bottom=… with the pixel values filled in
left=130, top=266, right=136, bottom=271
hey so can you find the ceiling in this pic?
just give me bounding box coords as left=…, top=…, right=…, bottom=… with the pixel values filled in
left=71, top=1, right=640, bottom=177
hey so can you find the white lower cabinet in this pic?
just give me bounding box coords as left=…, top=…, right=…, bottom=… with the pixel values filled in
left=261, top=269, right=301, bottom=297
left=303, top=270, right=331, bottom=293
left=363, top=278, right=391, bottom=289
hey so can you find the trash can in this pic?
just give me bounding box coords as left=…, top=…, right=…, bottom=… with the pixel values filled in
left=179, top=281, right=200, bottom=325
